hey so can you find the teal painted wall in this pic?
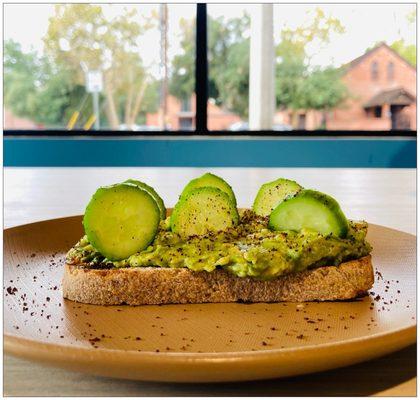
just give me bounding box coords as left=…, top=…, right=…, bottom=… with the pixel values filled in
left=4, top=136, right=416, bottom=167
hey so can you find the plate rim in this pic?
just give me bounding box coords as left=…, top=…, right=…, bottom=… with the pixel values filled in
left=4, top=326, right=416, bottom=382
left=4, top=324, right=416, bottom=360
left=4, top=215, right=417, bottom=380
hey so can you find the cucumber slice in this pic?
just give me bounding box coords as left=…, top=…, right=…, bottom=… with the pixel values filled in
left=268, top=189, right=349, bottom=238
left=83, top=183, right=160, bottom=261
left=253, top=178, right=302, bottom=216
left=171, top=187, right=239, bottom=237
left=180, top=172, right=237, bottom=206
left=124, top=179, right=166, bottom=220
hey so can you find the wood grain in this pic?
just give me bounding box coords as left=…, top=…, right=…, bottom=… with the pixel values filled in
left=4, top=167, right=416, bottom=234
left=4, top=346, right=416, bottom=396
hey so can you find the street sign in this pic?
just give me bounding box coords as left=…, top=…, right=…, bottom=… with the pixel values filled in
left=86, top=70, right=103, bottom=93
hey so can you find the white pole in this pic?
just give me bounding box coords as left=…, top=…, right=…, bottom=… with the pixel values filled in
left=249, top=4, right=275, bottom=130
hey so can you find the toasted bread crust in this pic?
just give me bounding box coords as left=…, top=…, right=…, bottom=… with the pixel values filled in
left=62, top=255, right=373, bottom=305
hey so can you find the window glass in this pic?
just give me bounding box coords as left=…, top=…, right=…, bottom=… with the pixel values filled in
left=374, top=106, right=382, bottom=118
left=4, top=4, right=195, bottom=131
left=206, top=5, right=252, bottom=131
left=387, top=62, right=395, bottom=81
left=207, top=4, right=416, bottom=131
left=371, top=61, right=379, bottom=81
left=4, top=3, right=416, bottom=133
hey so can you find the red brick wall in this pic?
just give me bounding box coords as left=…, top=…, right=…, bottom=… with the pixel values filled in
left=207, top=100, right=241, bottom=130
left=327, top=45, right=416, bottom=130
left=146, top=95, right=185, bottom=130
left=4, top=109, right=39, bottom=129
left=146, top=94, right=240, bottom=130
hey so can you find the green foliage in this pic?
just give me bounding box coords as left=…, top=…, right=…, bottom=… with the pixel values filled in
left=277, top=8, right=344, bottom=64
left=391, top=8, right=416, bottom=66
left=276, top=60, right=307, bottom=110
left=43, top=4, right=157, bottom=128
left=4, top=40, right=39, bottom=118
left=169, top=18, right=195, bottom=101
left=407, top=9, right=416, bottom=24
left=275, top=8, right=348, bottom=126
left=6, top=6, right=353, bottom=129
left=213, top=39, right=249, bottom=117
left=4, top=39, right=86, bottom=126
left=301, top=68, right=348, bottom=110
left=390, top=39, right=416, bottom=66
left=366, top=39, right=416, bottom=67
left=171, top=8, right=347, bottom=122
left=170, top=14, right=250, bottom=118
left=5, top=5, right=159, bottom=129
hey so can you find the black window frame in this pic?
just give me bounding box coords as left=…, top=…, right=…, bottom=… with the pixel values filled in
left=3, top=3, right=416, bottom=138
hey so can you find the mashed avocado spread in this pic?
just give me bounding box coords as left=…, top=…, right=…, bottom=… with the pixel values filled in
left=67, top=210, right=371, bottom=280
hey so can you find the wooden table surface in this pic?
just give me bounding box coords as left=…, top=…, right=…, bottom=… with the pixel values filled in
left=4, top=167, right=417, bottom=396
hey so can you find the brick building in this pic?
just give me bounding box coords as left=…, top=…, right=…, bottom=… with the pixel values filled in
left=326, top=43, right=416, bottom=131
left=148, top=44, right=416, bottom=132
left=5, top=43, right=415, bottom=132
left=146, top=94, right=240, bottom=130
left=4, top=109, right=39, bottom=129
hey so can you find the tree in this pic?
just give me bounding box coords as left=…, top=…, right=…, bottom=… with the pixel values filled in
left=366, top=39, right=416, bottom=67
left=171, top=9, right=347, bottom=124
left=389, top=8, right=416, bottom=67
left=4, top=39, right=86, bottom=127
left=169, top=18, right=195, bottom=101
left=209, top=16, right=250, bottom=117
left=4, top=40, right=39, bottom=119
left=407, top=9, right=416, bottom=24
left=43, top=4, right=156, bottom=128
left=213, top=39, right=249, bottom=117
left=276, top=8, right=347, bottom=128
left=390, top=39, right=416, bottom=66
left=367, top=10, right=416, bottom=67
left=170, top=14, right=250, bottom=118
left=302, top=67, right=348, bottom=128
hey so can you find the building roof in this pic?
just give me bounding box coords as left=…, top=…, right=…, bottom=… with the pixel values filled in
left=346, top=42, right=416, bottom=72
left=364, top=87, right=416, bottom=108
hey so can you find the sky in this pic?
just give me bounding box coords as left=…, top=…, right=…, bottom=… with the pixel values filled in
left=4, top=3, right=416, bottom=77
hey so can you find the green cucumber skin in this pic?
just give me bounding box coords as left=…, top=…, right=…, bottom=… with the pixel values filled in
left=124, top=179, right=166, bottom=220
left=253, top=178, right=302, bottom=216
left=171, top=186, right=239, bottom=236
left=268, top=189, right=349, bottom=238
left=180, top=172, right=237, bottom=207
left=83, top=183, right=160, bottom=261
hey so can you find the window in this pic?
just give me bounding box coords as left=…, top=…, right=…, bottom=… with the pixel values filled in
left=206, top=4, right=416, bottom=132
left=4, top=4, right=196, bottom=131
left=371, top=61, right=379, bottom=81
left=179, top=117, right=194, bottom=129
left=181, top=98, right=192, bottom=112
left=387, top=62, right=395, bottom=81
left=374, top=106, right=382, bottom=118
left=4, top=3, right=417, bottom=134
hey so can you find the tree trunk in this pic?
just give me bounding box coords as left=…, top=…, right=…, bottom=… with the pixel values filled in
left=290, top=110, right=299, bottom=129
left=104, top=79, right=119, bottom=129
left=124, top=70, right=134, bottom=126
left=321, top=110, right=328, bottom=129
left=128, top=79, right=148, bottom=126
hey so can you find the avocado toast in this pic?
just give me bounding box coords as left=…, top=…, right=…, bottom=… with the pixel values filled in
left=63, top=173, right=373, bottom=305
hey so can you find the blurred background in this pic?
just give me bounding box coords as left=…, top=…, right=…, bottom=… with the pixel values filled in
left=4, top=3, right=416, bottom=132
left=3, top=5, right=417, bottom=394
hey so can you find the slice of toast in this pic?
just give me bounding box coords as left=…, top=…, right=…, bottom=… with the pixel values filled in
left=63, top=255, right=373, bottom=305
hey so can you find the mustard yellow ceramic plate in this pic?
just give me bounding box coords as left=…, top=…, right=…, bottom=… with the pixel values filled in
left=4, top=216, right=416, bottom=382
